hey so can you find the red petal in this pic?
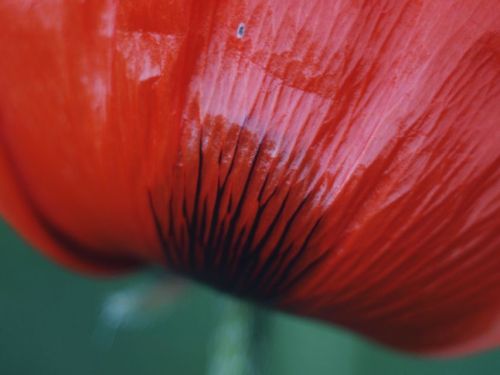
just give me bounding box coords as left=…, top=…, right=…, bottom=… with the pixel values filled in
left=0, top=0, right=499, bottom=354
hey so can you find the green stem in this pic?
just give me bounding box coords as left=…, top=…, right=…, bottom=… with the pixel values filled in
left=207, top=297, right=266, bottom=375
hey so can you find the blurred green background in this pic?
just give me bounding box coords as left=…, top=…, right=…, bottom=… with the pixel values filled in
left=1, top=218, right=499, bottom=375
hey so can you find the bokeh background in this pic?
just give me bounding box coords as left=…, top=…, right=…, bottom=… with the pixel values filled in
left=1, top=218, right=499, bottom=375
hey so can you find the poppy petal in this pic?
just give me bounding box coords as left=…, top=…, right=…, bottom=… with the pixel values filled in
left=0, top=0, right=499, bottom=354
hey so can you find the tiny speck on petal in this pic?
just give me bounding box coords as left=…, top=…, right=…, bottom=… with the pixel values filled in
left=236, top=23, right=245, bottom=39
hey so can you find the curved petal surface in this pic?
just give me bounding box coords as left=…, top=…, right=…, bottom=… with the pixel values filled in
left=0, top=0, right=499, bottom=354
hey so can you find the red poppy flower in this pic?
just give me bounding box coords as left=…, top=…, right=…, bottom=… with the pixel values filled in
left=0, top=0, right=499, bottom=356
